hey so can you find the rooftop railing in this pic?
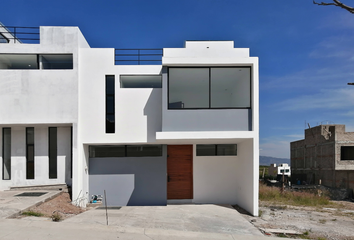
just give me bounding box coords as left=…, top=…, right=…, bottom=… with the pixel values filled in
left=115, top=48, right=163, bottom=65
left=0, top=26, right=40, bottom=44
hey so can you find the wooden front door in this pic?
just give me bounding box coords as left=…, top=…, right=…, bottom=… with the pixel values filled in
left=167, top=145, right=193, bottom=199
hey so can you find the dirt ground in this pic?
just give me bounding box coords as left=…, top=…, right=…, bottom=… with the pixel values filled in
left=236, top=201, right=354, bottom=240
left=24, top=192, right=85, bottom=220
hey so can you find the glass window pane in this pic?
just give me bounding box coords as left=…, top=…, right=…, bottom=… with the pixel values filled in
left=106, top=115, right=115, bottom=133
left=0, top=54, right=38, bottom=69
left=120, top=75, right=162, bottom=88
left=90, top=146, right=126, bottom=158
left=106, top=75, right=115, bottom=95
left=341, top=146, right=354, bottom=160
left=26, top=127, right=35, bottom=179
left=169, top=68, right=209, bottom=109
left=49, top=127, right=57, bottom=179
left=41, top=54, right=73, bottom=69
left=211, top=68, right=251, bottom=108
left=126, top=145, right=163, bottom=157
left=106, top=96, right=114, bottom=114
left=106, top=75, right=115, bottom=133
left=217, top=144, right=237, bottom=156
left=3, top=128, right=11, bottom=180
left=196, top=145, right=216, bottom=156
left=26, top=127, right=34, bottom=145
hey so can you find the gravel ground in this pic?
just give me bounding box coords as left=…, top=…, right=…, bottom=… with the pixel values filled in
left=237, top=201, right=354, bottom=240
left=22, top=192, right=85, bottom=220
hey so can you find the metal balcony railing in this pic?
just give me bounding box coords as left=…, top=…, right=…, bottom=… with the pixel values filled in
left=0, top=26, right=40, bottom=44
left=115, top=48, right=163, bottom=65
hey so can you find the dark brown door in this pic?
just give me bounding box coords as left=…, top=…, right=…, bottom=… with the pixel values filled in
left=167, top=145, right=193, bottom=199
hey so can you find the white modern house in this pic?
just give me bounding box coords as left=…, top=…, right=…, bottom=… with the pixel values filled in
left=0, top=24, right=259, bottom=216
left=269, top=163, right=291, bottom=177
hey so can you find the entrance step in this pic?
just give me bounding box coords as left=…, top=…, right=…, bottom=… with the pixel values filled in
left=167, top=199, right=193, bottom=204
left=10, top=184, right=69, bottom=192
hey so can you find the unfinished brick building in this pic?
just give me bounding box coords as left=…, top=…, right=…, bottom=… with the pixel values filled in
left=291, top=125, right=354, bottom=191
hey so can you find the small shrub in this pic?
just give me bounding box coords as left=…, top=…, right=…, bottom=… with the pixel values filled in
left=21, top=211, right=44, bottom=217
left=319, top=219, right=326, bottom=224
left=298, top=231, right=311, bottom=239
left=276, top=233, right=287, bottom=238
left=51, top=212, right=62, bottom=222
left=258, top=209, right=263, bottom=217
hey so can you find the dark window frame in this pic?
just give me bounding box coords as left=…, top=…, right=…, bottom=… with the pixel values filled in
left=120, top=75, right=162, bottom=88
left=196, top=144, right=237, bottom=156
left=0, top=53, right=73, bottom=70
left=341, top=146, right=354, bottom=160
left=106, top=75, right=115, bottom=133
left=167, top=66, right=252, bottom=110
left=89, top=145, right=163, bottom=158
left=48, top=127, right=57, bottom=179
left=0, top=33, right=9, bottom=43
left=26, top=127, right=35, bottom=179
left=2, top=128, right=11, bottom=180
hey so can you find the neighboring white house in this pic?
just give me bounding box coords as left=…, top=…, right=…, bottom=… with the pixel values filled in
left=269, top=163, right=291, bottom=177
left=0, top=24, right=259, bottom=216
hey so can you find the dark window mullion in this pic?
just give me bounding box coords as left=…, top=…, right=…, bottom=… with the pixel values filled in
left=209, top=68, right=211, bottom=109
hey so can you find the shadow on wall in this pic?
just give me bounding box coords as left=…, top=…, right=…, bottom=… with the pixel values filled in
left=89, top=154, right=167, bottom=206
left=143, top=88, right=162, bottom=142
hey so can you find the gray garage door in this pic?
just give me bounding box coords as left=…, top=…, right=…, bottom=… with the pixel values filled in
left=89, top=146, right=167, bottom=206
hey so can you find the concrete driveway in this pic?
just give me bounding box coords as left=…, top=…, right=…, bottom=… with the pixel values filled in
left=65, top=204, right=263, bottom=236
left=0, top=191, right=288, bottom=240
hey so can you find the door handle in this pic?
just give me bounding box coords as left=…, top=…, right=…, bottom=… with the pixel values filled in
left=167, top=175, right=170, bottom=182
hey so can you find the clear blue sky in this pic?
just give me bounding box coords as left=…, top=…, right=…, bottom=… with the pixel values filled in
left=1, top=0, right=353, bottom=158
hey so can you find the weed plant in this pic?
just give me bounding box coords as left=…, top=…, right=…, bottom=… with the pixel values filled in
left=21, top=211, right=44, bottom=217
left=259, top=183, right=330, bottom=207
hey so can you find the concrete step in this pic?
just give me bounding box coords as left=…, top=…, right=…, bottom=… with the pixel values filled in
left=10, top=184, right=69, bottom=192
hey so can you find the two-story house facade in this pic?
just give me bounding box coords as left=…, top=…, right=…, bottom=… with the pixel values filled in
left=0, top=24, right=259, bottom=216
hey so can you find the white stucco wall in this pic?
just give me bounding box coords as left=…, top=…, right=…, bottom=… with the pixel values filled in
left=79, top=48, right=162, bottom=144
left=234, top=138, right=258, bottom=216
left=193, top=144, right=239, bottom=204
left=0, top=27, right=89, bottom=124
left=0, top=126, right=72, bottom=190
left=0, top=27, right=88, bottom=190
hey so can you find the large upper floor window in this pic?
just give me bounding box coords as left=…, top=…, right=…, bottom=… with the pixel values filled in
left=168, top=67, right=251, bottom=109
left=0, top=54, right=73, bottom=69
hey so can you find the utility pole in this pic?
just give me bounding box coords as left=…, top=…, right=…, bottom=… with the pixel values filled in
left=281, top=165, right=285, bottom=193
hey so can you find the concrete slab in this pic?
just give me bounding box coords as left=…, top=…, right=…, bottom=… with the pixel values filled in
left=0, top=190, right=61, bottom=219
left=0, top=219, right=290, bottom=240
left=65, top=204, right=263, bottom=236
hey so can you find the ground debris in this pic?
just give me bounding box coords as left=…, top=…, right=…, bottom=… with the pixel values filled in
left=235, top=200, right=354, bottom=240
left=22, top=192, right=84, bottom=220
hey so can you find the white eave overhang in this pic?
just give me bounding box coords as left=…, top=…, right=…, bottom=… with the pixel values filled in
left=156, top=131, right=255, bottom=144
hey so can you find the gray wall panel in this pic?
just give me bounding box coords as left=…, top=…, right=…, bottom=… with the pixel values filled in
left=89, top=146, right=167, bottom=206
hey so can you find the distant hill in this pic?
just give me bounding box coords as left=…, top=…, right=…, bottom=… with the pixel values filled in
left=260, top=156, right=290, bottom=166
